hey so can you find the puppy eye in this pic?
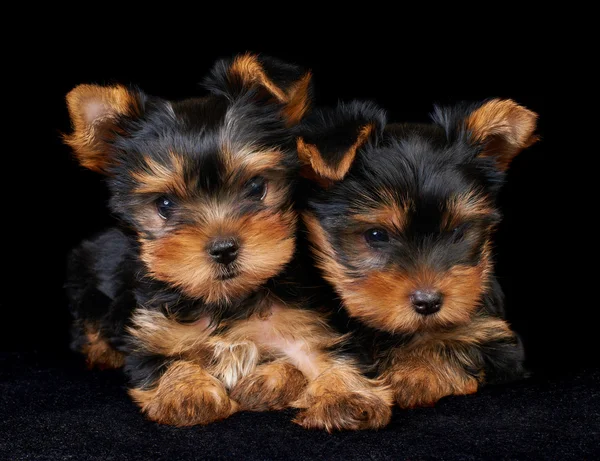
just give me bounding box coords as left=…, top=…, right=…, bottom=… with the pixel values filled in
left=156, top=196, right=175, bottom=220
left=365, top=228, right=390, bottom=246
left=452, top=223, right=469, bottom=242
left=245, top=176, right=268, bottom=200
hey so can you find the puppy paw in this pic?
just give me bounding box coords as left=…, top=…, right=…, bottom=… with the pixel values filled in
left=386, top=367, right=479, bottom=409
left=129, top=361, right=238, bottom=426
left=293, top=371, right=392, bottom=432
left=81, top=326, right=125, bottom=370
left=230, top=361, right=307, bottom=411
left=293, top=387, right=391, bottom=432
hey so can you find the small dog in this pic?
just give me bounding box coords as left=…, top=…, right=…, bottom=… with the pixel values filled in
left=296, top=98, right=538, bottom=408
left=63, top=54, right=391, bottom=430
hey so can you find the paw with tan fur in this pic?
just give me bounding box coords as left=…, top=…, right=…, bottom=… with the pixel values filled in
left=385, top=365, right=480, bottom=409
left=129, top=361, right=238, bottom=426
left=293, top=371, right=392, bottom=431
left=230, top=361, right=308, bottom=411
left=81, top=327, right=125, bottom=370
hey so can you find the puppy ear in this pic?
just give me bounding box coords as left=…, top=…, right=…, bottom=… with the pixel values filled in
left=64, top=84, right=143, bottom=174
left=296, top=101, right=386, bottom=183
left=204, top=53, right=312, bottom=126
left=435, top=99, right=539, bottom=171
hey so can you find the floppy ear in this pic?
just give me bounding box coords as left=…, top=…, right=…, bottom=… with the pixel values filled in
left=64, top=84, right=144, bottom=174
left=296, top=101, right=386, bottom=183
left=436, top=99, right=539, bottom=171
left=203, top=53, right=312, bottom=126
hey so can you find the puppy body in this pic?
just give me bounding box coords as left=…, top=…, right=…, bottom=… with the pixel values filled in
left=297, top=99, right=537, bottom=408
left=64, top=55, right=391, bottom=430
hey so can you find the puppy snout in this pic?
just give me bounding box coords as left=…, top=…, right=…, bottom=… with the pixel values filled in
left=208, top=238, right=239, bottom=265
left=410, top=290, right=443, bottom=316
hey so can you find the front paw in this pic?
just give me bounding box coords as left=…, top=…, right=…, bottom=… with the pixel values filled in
left=386, top=367, right=479, bottom=409
left=129, top=361, right=238, bottom=426
left=293, top=378, right=392, bottom=431
left=230, top=361, right=307, bottom=411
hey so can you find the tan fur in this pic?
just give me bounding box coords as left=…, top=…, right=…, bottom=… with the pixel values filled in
left=224, top=305, right=392, bottom=430
left=299, top=164, right=336, bottom=189
left=302, top=212, right=347, bottom=283
left=297, top=124, right=374, bottom=181
left=128, top=310, right=215, bottom=359
left=128, top=305, right=336, bottom=388
left=125, top=145, right=297, bottom=304
left=81, top=325, right=125, bottom=369
left=129, top=301, right=392, bottom=430
left=139, top=208, right=296, bottom=304
left=413, top=315, right=514, bottom=347
left=383, top=356, right=480, bottom=409
left=382, top=316, right=514, bottom=408
left=304, top=212, right=494, bottom=334
left=223, top=149, right=294, bottom=221
left=217, top=305, right=341, bottom=358
left=465, top=99, right=539, bottom=171
left=132, top=153, right=190, bottom=197
left=343, top=253, right=492, bottom=334
left=230, top=306, right=392, bottom=431
left=208, top=340, right=260, bottom=390
left=230, top=360, right=308, bottom=411
left=229, top=54, right=311, bottom=126
left=218, top=147, right=294, bottom=210
left=129, top=360, right=238, bottom=426
left=222, top=148, right=285, bottom=178
left=218, top=304, right=391, bottom=431
left=128, top=309, right=261, bottom=390
left=341, top=197, right=413, bottom=270
left=293, top=358, right=393, bottom=432
left=282, top=72, right=312, bottom=126
left=353, top=200, right=410, bottom=234
left=64, top=84, right=141, bottom=173
left=443, top=190, right=495, bottom=230
left=230, top=54, right=289, bottom=103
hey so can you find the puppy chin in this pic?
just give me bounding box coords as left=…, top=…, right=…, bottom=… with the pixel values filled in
left=215, top=266, right=240, bottom=281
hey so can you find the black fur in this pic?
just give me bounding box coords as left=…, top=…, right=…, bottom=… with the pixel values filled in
left=204, top=54, right=307, bottom=103
left=65, top=228, right=139, bottom=354
left=299, top=101, right=386, bottom=168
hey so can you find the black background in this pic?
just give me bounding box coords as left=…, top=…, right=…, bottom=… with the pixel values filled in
left=4, top=31, right=589, bottom=375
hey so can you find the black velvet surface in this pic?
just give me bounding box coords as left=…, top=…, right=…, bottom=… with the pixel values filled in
left=2, top=351, right=598, bottom=460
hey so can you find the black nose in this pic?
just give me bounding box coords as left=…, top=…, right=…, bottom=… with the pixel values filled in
left=410, top=290, right=443, bottom=316
left=208, top=238, right=239, bottom=265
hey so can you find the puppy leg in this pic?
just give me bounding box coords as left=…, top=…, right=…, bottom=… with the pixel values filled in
left=384, top=316, right=520, bottom=408
left=66, top=231, right=137, bottom=369
left=262, top=307, right=392, bottom=430
left=480, top=328, right=527, bottom=384
left=292, top=354, right=392, bottom=432
left=230, top=360, right=307, bottom=411
left=79, top=322, right=125, bottom=370
left=225, top=306, right=392, bottom=430
left=382, top=352, right=480, bottom=409
left=68, top=287, right=126, bottom=370
left=129, top=360, right=238, bottom=426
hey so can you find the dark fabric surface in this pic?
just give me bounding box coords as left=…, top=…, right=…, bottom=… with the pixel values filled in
left=1, top=352, right=598, bottom=460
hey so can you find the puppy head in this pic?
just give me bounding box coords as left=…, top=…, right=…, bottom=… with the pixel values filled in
left=299, top=99, right=538, bottom=334
left=65, top=54, right=312, bottom=304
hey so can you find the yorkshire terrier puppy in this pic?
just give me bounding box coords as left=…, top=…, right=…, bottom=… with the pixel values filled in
left=64, top=54, right=391, bottom=430
left=296, top=98, right=538, bottom=408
